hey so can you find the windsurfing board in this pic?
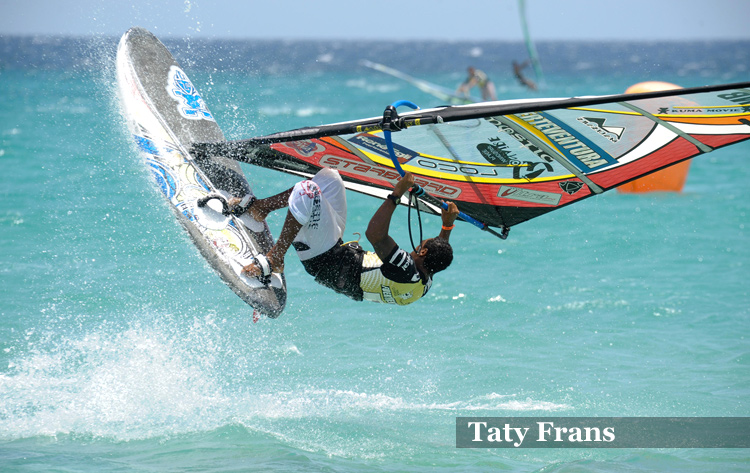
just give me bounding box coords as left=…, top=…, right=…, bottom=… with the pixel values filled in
left=116, top=27, right=286, bottom=317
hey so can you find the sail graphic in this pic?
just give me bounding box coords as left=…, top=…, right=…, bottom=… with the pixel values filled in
left=193, top=82, right=750, bottom=237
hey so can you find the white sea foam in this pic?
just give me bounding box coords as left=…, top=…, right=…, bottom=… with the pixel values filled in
left=0, top=316, right=235, bottom=440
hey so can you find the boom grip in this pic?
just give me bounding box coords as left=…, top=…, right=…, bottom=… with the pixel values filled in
left=384, top=101, right=510, bottom=240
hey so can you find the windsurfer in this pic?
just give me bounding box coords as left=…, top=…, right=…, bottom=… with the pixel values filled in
left=513, top=60, right=538, bottom=91
left=457, top=66, right=497, bottom=101
left=232, top=169, right=459, bottom=305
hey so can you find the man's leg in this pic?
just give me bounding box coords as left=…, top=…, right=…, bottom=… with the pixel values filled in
left=312, top=168, right=347, bottom=231
left=289, top=168, right=347, bottom=261
left=248, top=187, right=294, bottom=221
left=242, top=169, right=347, bottom=276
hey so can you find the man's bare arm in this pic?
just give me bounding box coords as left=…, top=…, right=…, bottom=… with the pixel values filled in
left=365, top=172, right=414, bottom=260
left=437, top=201, right=459, bottom=242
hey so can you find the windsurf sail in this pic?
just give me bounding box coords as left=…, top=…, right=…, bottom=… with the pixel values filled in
left=517, top=0, right=545, bottom=88
left=192, top=82, right=750, bottom=238
left=361, top=60, right=478, bottom=104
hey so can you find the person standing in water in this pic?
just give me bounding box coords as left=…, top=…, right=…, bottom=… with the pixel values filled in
left=456, top=66, right=497, bottom=101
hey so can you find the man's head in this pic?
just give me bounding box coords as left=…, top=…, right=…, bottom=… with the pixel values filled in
left=418, top=238, right=453, bottom=275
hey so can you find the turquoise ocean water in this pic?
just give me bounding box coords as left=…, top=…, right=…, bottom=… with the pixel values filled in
left=1, top=36, right=749, bottom=471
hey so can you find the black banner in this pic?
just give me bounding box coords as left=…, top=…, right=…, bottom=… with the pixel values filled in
left=456, top=417, right=750, bottom=448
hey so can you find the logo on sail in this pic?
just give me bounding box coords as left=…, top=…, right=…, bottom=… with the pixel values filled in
left=497, top=186, right=561, bottom=206
left=516, top=112, right=616, bottom=172
left=282, top=140, right=325, bottom=157
left=559, top=180, right=584, bottom=195
left=477, top=138, right=521, bottom=165
left=477, top=133, right=554, bottom=180
left=577, top=116, right=624, bottom=142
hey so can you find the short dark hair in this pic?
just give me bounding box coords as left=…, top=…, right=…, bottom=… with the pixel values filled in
left=423, top=238, right=453, bottom=274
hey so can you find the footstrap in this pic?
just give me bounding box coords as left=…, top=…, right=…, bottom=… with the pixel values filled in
left=196, top=193, right=255, bottom=217
left=253, top=254, right=272, bottom=284
left=232, top=194, right=256, bottom=217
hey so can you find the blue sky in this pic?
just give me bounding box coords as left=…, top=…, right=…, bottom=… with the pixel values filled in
left=1, top=0, right=749, bottom=41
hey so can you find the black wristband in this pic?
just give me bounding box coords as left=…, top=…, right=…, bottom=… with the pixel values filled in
left=386, top=193, right=400, bottom=206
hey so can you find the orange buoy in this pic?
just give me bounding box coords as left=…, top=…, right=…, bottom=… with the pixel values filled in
left=624, top=81, right=681, bottom=95
left=617, top=81, right=691, bottom=193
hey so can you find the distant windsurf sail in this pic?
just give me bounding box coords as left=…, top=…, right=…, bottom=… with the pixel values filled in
left=361, top=60, right=478, bottom=104
left=193, top=82, right=750, bottom=237
left=517, top=0, right=544, bottom=88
